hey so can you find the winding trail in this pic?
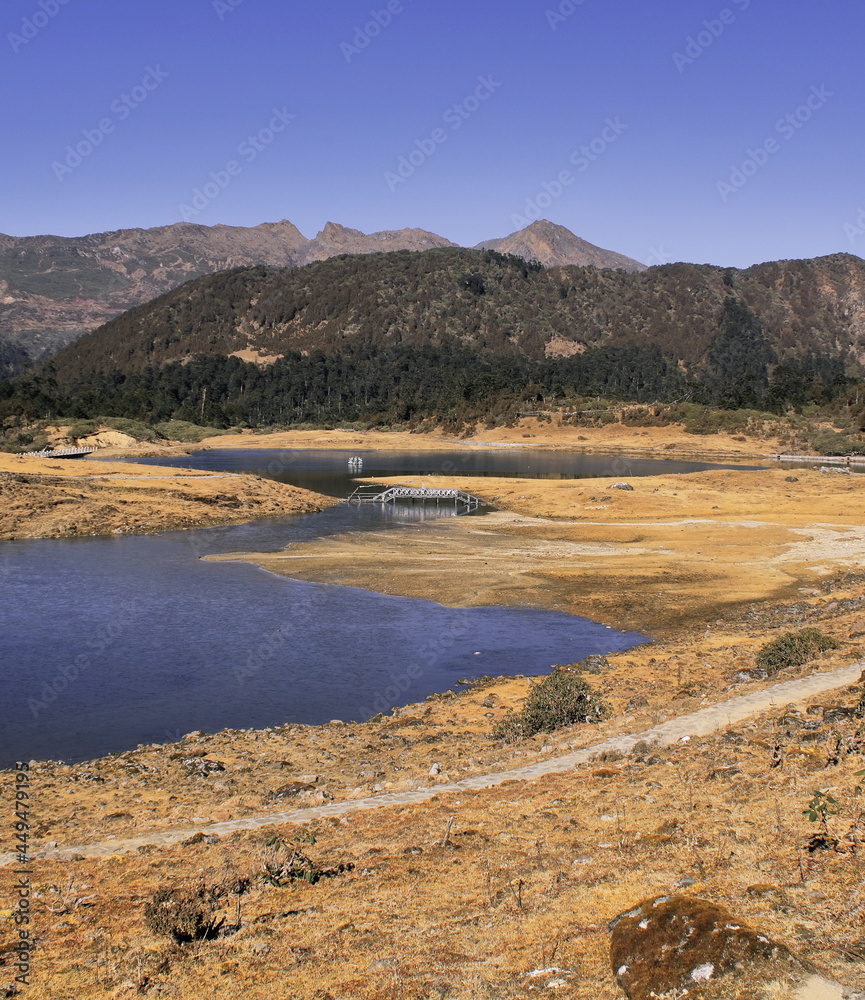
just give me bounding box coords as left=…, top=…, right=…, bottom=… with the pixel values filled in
left=3, top=662, right=861, bottom=867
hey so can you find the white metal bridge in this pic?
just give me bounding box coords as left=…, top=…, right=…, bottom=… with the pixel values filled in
left=23, top=447, right=98, bottom=458
left=346, top=484, right=483, bottom=511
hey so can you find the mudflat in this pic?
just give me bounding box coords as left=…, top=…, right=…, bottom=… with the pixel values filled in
left=150, top=418, right=788, bottom=461
left=208, top=468, right=865, bottom=634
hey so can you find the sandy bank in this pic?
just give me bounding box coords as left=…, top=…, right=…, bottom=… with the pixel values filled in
left=0, top=453, right=335, bottom=540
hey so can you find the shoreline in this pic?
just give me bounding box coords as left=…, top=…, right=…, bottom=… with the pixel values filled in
left=93, top=418, right=787, bottom=464
left=2, top=446, right=864, bottom=996
left=0, top=453, right=335, bottom=540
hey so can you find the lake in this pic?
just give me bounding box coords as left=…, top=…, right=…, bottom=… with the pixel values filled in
left=0, top=447, right=761, bottom=766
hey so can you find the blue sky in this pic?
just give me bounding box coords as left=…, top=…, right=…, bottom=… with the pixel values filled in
left=2, top=0, right=864, bottom=267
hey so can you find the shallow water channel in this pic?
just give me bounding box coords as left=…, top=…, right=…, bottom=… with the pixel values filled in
left=1, top=448, right=761, bottom=766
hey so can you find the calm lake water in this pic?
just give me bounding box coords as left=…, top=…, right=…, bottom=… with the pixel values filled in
left=1, top=447, right=761, bottom=767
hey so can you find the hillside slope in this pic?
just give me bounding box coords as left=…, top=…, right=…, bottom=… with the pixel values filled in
left=46, top=247, right=865, bottom=381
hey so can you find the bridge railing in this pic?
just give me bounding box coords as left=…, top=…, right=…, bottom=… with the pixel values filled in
left=346, top=484, right=483, bottom=509
left=22, top=446, right=99, bottom=458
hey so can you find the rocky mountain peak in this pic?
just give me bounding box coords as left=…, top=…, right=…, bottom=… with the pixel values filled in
left=475, top=219, right=646, bottom=272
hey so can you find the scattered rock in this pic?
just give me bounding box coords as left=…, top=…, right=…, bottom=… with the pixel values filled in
left=265, top=760, right=294, bottom=771
left=609, top=482, right=634, bottom=491
left=608, top=894, right=801, bottom=1000
left=182, top=757, right=225, bottom=776
left=746, top=883, right=782, bottom=898
left=785, top=476, right=800, bottom=482
left=181, top=832, right=220, bottom=847
left=572, top=653, right=609, bottom=675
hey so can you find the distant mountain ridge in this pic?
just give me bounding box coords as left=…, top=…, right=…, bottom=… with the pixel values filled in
left=0, top=218, right=639, bottom=378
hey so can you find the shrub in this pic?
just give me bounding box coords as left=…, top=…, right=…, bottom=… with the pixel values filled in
left=255, top=833, right=354, bottom=886
left=154, top=420, right=225, bottom=443
left=755, top=628, right=841, bottom=674
left=58, top=417, right=163, bottom=443
left=808, top=429, right=862, bottom=456
left=143, top=886, right=221, bottom=943
left=491, top=671, right=610, bottom=743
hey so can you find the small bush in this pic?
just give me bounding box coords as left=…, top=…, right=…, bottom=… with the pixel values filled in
left=492, top=671, right=610, bottom=743
left=256, top=833, right=354, bottom=887
left=755, top=628, right=841, bottom=674
left=143, top=886, right=220, bottom=943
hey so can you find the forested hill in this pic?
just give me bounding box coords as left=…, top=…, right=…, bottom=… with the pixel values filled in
left=48, top=248, right=865, bottom=382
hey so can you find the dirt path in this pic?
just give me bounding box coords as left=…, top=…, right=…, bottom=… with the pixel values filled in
left=4, top=661, right=859, bottom=867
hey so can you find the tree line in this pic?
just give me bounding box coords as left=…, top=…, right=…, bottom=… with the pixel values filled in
left=0, top=322, right=852, bottom=431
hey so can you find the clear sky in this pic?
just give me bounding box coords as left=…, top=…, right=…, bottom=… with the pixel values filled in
left=2, top=0, right=863, bottom=267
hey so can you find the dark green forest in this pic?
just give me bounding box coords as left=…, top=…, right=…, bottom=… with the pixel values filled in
left=0, top=333, right=850, bottom=432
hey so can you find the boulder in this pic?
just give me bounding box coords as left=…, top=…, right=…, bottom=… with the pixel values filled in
left=608, top=894, right=800, bottom=999
left=266, top=781, right=314, bottom=801
left=609, top=481, right=635, bottom=490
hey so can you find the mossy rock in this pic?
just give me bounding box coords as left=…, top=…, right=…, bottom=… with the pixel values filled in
left=609, top=894, right=800, bottom=999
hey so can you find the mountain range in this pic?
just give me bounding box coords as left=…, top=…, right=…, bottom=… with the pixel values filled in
left=0, top=219, right=644, bottom=378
